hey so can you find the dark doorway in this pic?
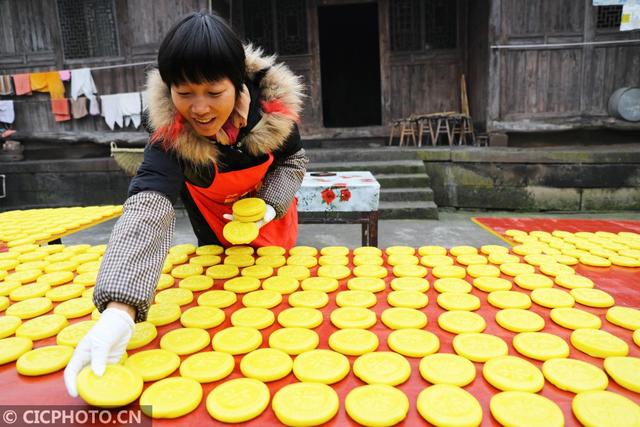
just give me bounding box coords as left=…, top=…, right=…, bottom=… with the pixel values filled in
left=318, top=3, right=382, bottom=127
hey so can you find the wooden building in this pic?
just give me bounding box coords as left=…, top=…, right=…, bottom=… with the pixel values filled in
left=1, top=0, right=639, bottom=145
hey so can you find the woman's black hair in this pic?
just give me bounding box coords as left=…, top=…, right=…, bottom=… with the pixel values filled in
left=158, top=12, right=245, bottom=95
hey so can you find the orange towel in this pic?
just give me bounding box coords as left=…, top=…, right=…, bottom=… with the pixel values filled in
left=30, top=71, right=65, bottom=99
left=12, top=74, right=32, bottom=95
left=51, top=98, right=71, bottom=122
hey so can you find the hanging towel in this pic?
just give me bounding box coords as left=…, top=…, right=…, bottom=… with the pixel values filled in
left=12, top=74, right=32, bottom=95
left=100, top=94, right=123, bottom=130
left=71, top=68, right=97, bottom=100
left=88, top=96, right=100, bottom=115
left=70, top=97, right=88, bottom=119
left=51, top=98, right=71, bottom=122
left=30, top=71, right=65, bottom=99
left=59, top=70, right=71, bottom=81
left=0, top=100, right=15, bottom=124
left=0, top=75, right=13, bottom=95
left=120, top=92, right=142, bottom=128
left=100, top=92, right=141, bottom=130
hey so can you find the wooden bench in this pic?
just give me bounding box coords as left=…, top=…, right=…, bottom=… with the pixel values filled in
left=296, top=171, right=380, bottom=247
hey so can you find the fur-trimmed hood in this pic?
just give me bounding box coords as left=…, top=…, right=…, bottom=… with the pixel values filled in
left=145, top=45, right=304, bottom=166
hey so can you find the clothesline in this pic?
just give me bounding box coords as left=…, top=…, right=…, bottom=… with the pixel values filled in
left=4, top=60, right=156, bottom=75
left=7, top=95, right=146, bottom=104
left=89, top=60, right=156, bottom=71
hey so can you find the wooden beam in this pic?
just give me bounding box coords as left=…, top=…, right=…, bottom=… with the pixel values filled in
left=378, top=0, right=391, bottom=126
left=487, top=0, right=502, bottom=130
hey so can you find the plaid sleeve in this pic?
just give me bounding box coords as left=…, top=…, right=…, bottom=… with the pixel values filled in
left=93, top=191, right=175, bottom=322
left=256, top=148, right=308, bottom=218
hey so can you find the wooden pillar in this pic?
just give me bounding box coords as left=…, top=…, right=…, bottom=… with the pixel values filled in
left=487, top=0, right=502, bottom=135
left=378, top=0, right=391, bottom=127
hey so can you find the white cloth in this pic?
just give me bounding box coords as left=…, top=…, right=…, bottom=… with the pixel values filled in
left=70, top=68, right=97, bottom=101
left=100, top=92, right=141, bottom=130
left=120, top=92, right=142, bottom=128
left=89, top=96, right=100, bottom=116
left=0, top=100, right=15, bottom=124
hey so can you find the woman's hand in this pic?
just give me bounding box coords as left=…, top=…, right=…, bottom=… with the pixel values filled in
left=223, top=203, right=276, bottom=228
left=63, top=303, right=135, bottom=397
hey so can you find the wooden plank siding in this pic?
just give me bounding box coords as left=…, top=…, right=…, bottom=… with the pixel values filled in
left=488, top=0, right=640, bottom=132
left=1, top=0, right=476, bottom=140
left=388, top=56, right=461, bottom=120
left=0, top=0, right=208, bottom=137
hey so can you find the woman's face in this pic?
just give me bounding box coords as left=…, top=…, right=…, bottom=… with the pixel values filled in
left=170, top=78, right=236, bottom=138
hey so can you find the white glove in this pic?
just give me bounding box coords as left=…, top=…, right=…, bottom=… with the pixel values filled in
left=223, top=204, right=276, bottom=229
left=64, top=307, right=134, bottom=398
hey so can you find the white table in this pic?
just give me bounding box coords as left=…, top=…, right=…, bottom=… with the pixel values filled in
left=296, top=171, right=380, bottom=246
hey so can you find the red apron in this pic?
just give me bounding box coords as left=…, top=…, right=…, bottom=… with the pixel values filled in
left=185, top=154, right=298, bottom=249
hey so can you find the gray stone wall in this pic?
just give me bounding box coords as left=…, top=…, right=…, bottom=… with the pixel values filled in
left=418, top=146, right=640, bottom=211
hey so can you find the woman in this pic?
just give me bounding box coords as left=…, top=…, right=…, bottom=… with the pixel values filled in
left=64, top=12, right=307, bottom=397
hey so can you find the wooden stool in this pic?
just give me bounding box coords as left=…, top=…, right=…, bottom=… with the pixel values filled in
left=434, top=115, right=454, bottom=146
left=475, top=134, right=489, bottom=146
left=416, top=116, right=435, bottom=147
left=459, top=115, right=475, bottom=145
left=388, top=119, right=402, bottom=146
left=398, top=116, right=417, bottom=146
left=449, top=115, right=475, bottom=145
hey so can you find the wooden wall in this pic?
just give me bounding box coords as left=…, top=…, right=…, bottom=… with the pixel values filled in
left=0, top=0, right=207, bottom=137
left=0, top=0, right=472, bottom=140
left=298, top=0, right=468, bottom=137
left=488, top=0, right=640, bottom=132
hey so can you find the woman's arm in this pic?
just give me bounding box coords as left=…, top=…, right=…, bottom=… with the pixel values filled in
left=93, top=143, right=184, bottom=321
left=256, top=124, right=309, bottom=218
left=92, top=191, right=175, bottom=322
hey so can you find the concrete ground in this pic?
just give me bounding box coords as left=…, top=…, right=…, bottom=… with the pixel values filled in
left=63, top=209, right=640, bottom=249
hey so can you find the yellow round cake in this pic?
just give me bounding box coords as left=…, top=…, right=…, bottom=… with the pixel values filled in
left=268, top=327, right=319, bottom=355
left=387, top=328, right=439, bottom=358
left=328, top=328, right=379, bottom=356
left=495, top=308, right=545, bottom=332
left=542, top=357, right=608, bottom=393
left=240, top=348, right=293, bottom=382
left=179, top=351, right=234, bottom=383
left=292, top=349, right=350, bottom=384
left=206, top=378, right=269, bottom=423
left=512, top=332, right=570, bottom=361
left=345, top=385, right=409, bottom=427
left=77, top=364, right=143, bottom=408
left=419, top=353, right=476, bottom=386
left=353, top=351, right=411, bottom=386
left=139, top=377, right=203, bottom=419
left=572, top=390, right=640, bottom=427
left=438, top=310, right=486, bottom=334
left=272, top=382, right=339, bottom=426
left=571, top=328, right=629, bottom=358
left=416, top=384, right=482, bottom=427
left=490, top=391, right=564, bottom=427
left=482, top=355, right=544, bottom=392
left=452, top=333, right=508, bottom=362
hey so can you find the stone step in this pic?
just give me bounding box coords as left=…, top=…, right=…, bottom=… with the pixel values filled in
left=302, top=137, right=387, bottom=149
left=374, top=173, right=431, bottom=188
left=308, top=160, right=425, bottom=175
left=379, top=201, right=439, bottom=219
left=305, top=147, right=423, bottom=163
left=380, top=188, right=434, bottom=202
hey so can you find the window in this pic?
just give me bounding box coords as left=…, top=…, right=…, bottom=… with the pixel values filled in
left=243, top=0, right=308, bottom=55
left=391, top=0, right=457, bottom=52
left=596, top=5, right=623, bottom=29
left=56, top=0, right=119, bottom=59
